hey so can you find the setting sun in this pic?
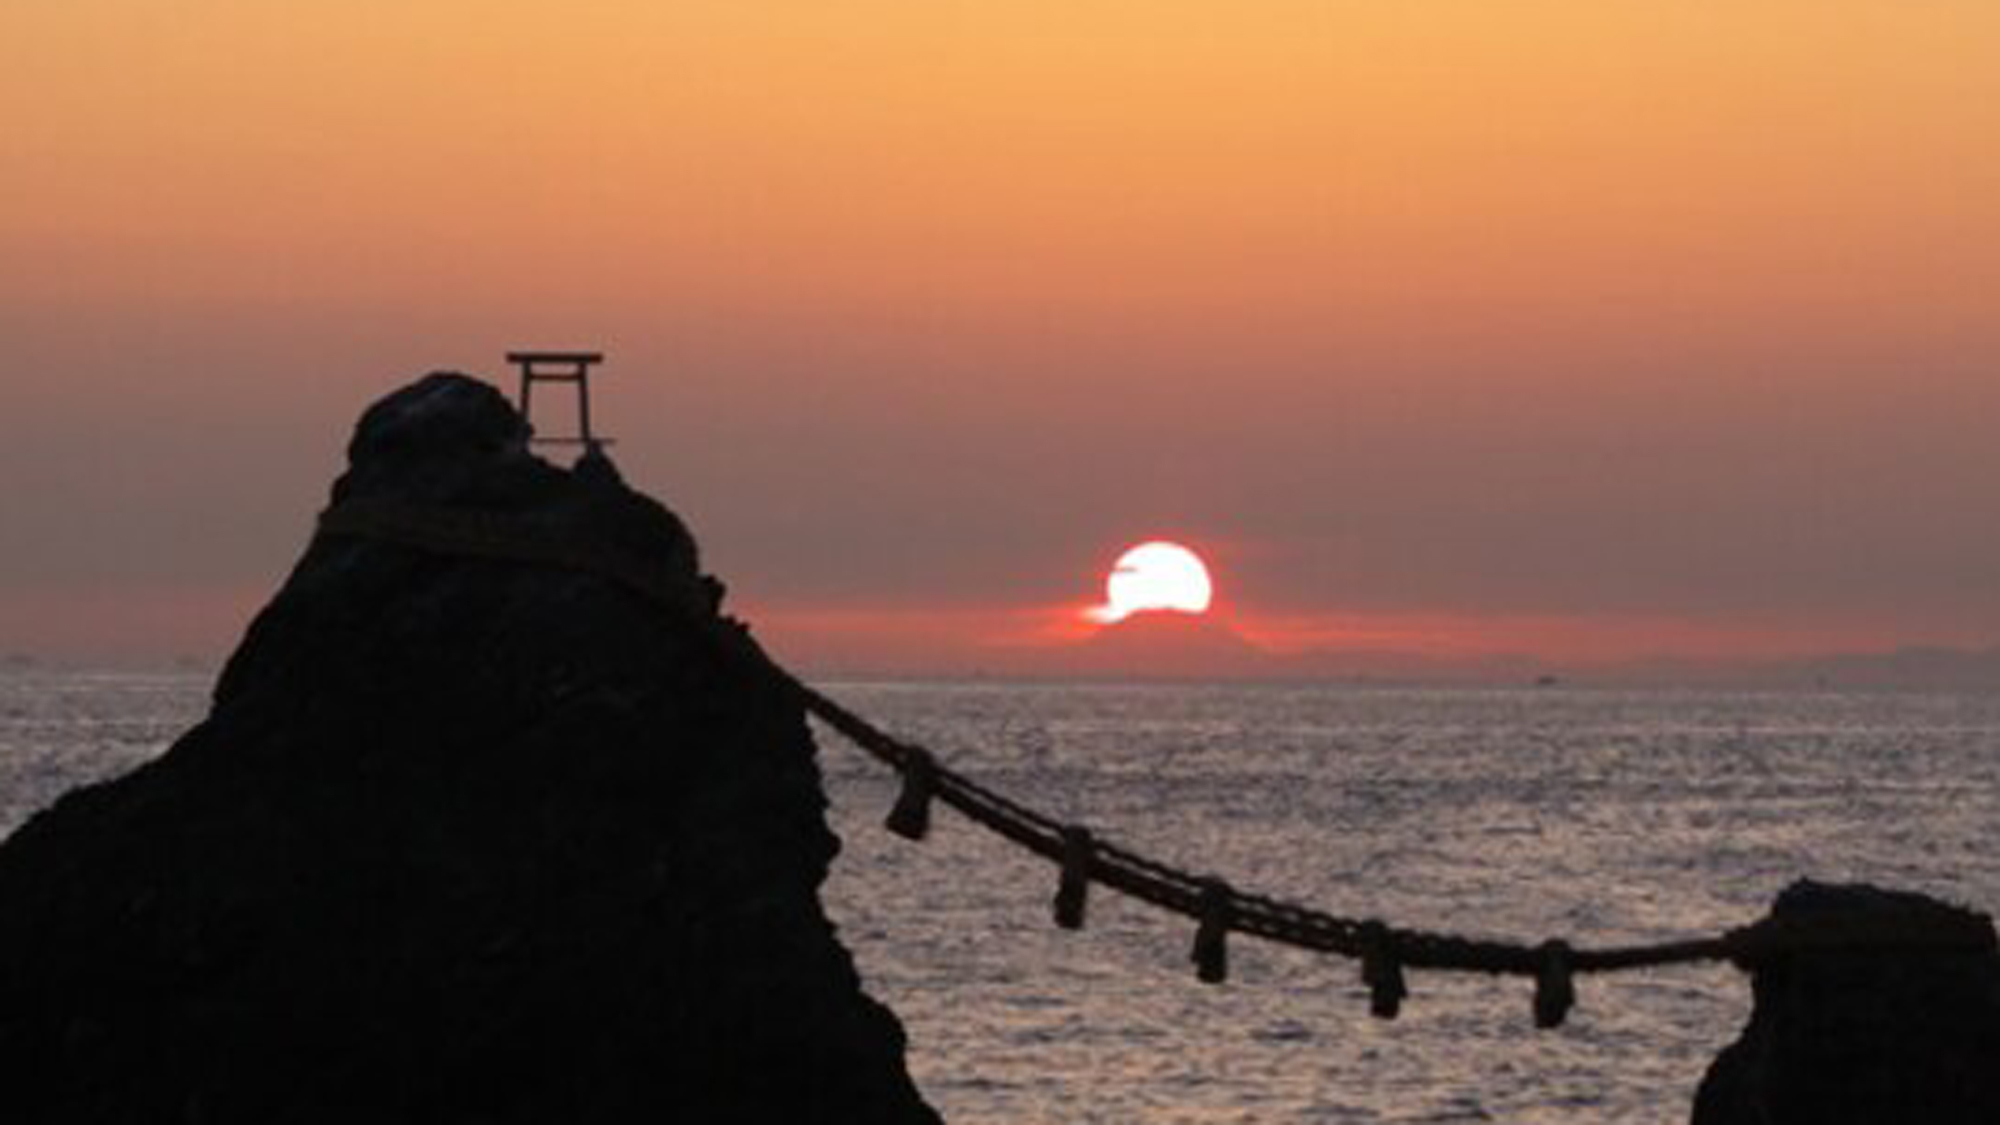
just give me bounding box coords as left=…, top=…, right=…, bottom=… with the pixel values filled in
left=1087, top=541, right=1215, bottom=624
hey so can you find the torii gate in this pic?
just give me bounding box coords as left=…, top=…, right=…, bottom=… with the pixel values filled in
left=506, top=351, right=611, bottom=449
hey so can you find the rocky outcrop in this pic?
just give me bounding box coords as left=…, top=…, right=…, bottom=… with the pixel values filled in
left=0, top=374, right=939, bottom=1123
left=1693, top=880, right=2000, bottom=1125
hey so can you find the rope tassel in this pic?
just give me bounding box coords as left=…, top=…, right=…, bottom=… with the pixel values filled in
left=1053, top=827, right=1095, bottom=931
left=1359, top=921, right=1408, bottom=1020
left=884, top=747, right=936, bottom=841
left=1533, top=940, right=1575, bottom=1029
left=1192, top=880, right=1234, bottom=984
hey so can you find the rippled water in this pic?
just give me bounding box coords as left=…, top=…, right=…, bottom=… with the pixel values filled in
left=6, top=671, right=1999, bottom=1122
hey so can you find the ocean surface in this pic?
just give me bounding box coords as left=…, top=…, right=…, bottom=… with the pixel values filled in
left=5, top=671, right=1998, bottom=1122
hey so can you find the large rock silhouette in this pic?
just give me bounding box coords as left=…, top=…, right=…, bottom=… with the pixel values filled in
left=0, top=374, right=939, bottom=1123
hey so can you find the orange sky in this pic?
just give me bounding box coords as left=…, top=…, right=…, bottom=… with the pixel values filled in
left=3, top=1, right=1998, bottom=675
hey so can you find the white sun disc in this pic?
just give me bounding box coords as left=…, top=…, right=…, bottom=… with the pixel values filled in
left=1089, top=541, right=1214, bottom=623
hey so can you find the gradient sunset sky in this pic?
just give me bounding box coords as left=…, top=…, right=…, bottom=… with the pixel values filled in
left=4, top=1, right=1997, bottom=674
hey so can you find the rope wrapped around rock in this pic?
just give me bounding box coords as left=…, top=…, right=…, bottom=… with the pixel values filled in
left=316, top=497, right=1999, bottom=1026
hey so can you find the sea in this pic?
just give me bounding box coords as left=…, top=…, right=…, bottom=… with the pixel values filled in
left=5, top=670, right=1998, bottom=1123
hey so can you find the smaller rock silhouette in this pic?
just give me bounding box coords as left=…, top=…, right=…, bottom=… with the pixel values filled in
left=1693, top=880, right=2000, bottom=1125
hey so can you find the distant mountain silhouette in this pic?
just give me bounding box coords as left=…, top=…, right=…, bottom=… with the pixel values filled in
left=1021, top=610, right=1559, bottom=682
left=1790, top=645, right=2000, bottom=690
left=1056, top=610, right=1274, bottom=679
left=1593, top=644, right=2000, bottom=691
